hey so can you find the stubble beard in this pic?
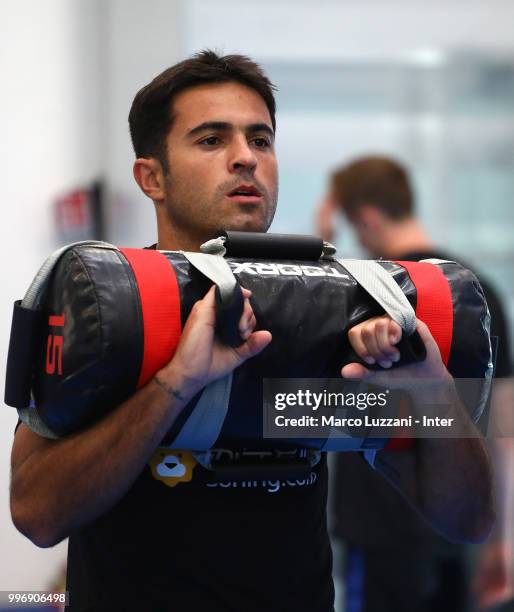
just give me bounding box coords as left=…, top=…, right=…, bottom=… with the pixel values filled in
left=163, top=173, right=279, bottom=241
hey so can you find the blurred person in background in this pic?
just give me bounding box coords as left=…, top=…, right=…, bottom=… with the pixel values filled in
left=316, top=155, right=514, bottom=612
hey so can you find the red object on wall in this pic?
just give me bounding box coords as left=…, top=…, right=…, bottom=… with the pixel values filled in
left=54, top=181, right=105, bottom=241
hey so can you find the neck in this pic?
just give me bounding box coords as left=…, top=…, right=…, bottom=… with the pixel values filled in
left=378, top=218, right=433, bottom=259
left=155, top=208, right=206, bottom=252
left=156, top=227, right=203, bottom=252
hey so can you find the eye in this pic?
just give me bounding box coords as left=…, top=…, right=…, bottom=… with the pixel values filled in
left=199, top=136, right=221, bottom=146
left=251, top=137, right=271, bottom=149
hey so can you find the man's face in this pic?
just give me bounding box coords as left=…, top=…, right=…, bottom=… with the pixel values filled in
left=160, top=81, right=278, bottom=246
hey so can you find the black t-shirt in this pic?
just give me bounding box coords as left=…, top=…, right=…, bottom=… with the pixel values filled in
left=65, top=244, right=334, bottom=611
left=66, top=449, right=333, bottom=611
left=332, top=249, right=512, bottom=549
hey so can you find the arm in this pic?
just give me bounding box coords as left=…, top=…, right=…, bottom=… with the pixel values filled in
left=10, top=287, right=271, bottom=547
left=473, top=379, right=514, bottom=608
left=342, top=316, right=494, bottom=543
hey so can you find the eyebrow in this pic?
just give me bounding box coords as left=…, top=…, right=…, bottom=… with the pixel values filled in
left=186, top=121, right=275, bottom=140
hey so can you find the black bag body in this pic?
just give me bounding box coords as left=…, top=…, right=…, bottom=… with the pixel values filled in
left=5, top=240, right=492, bottom=451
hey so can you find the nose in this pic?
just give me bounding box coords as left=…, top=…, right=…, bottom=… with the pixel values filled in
left=228, top=135, right=257, bottom=174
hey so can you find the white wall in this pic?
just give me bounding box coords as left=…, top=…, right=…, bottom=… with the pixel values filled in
left=0, top=0, right=104, bottom=590
left=185, top=0, right=514, bottom=61
left=103, top=0, right=183, bottom=247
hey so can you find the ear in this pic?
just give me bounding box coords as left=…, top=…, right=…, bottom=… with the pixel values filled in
left=133, top=158, right=167, bottom=203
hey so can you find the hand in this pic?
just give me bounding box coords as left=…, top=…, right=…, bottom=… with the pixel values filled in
left=159, top=286, right=272, bottom=401
left=473, top=541, right=514, bottom=610
left=342, top=315, right=451, bottom=390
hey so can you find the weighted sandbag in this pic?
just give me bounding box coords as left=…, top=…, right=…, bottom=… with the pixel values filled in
left=5, top=235, right=492, bottom=451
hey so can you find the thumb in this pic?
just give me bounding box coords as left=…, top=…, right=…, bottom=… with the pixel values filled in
left=415, top=319, right=442, bottom=359
left=199, top=285, right=217, bottom=316
left=341, top=362, right=373, bottom=380
left=235, top=330, right=272, bottom=363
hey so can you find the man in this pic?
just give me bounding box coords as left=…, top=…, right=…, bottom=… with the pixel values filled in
left=10, top=53, right=493, bottom=612
left=317, top=155, right=512, bottom=611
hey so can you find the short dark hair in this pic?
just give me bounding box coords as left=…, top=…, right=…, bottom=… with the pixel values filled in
left=331, top=156, right=414, bottom=220
left=128, top=49, right=277, bottom=169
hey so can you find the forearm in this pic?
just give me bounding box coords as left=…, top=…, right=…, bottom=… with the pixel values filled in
left=375, top=436, right=493, bottom=542
left=487, top=438, right=514, bottom=543
left=488, top=379, right=514, bottom=542
left=374, top=379, right=494, bottom=542
left=11, top=369, right=186, bottom=546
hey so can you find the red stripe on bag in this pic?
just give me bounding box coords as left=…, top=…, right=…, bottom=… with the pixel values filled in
left=396, top=261, right=453, bottom=366
left=385, top=260, right=454, bottom=451
left=120, top=248, right=181, bottom=388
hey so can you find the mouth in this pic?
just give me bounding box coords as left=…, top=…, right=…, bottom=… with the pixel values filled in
left=227, top=184, right=263, bottom=203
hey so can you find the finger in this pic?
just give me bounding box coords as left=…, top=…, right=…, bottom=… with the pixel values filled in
left=241, top=287, right=252, bottom=299
left=348, top=326, right=376, bottom=365
left=415, top=319, right=440, bottom=354
left=241, top=296, right=253, bottom=324
left=184, top=286, right=217, bottom=329
left=375, top=318, right=400, bottom=367
left=201, top=285, right=217, bottom=309
left=361, top=323, right=381, bottom=361
left=240, top=314, right=256, bottom=340
left=341, top=362, right=373, bottom=380
left=388, top=319, right=402, bottom=345
left=239, top=297, right=255, bottom=338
